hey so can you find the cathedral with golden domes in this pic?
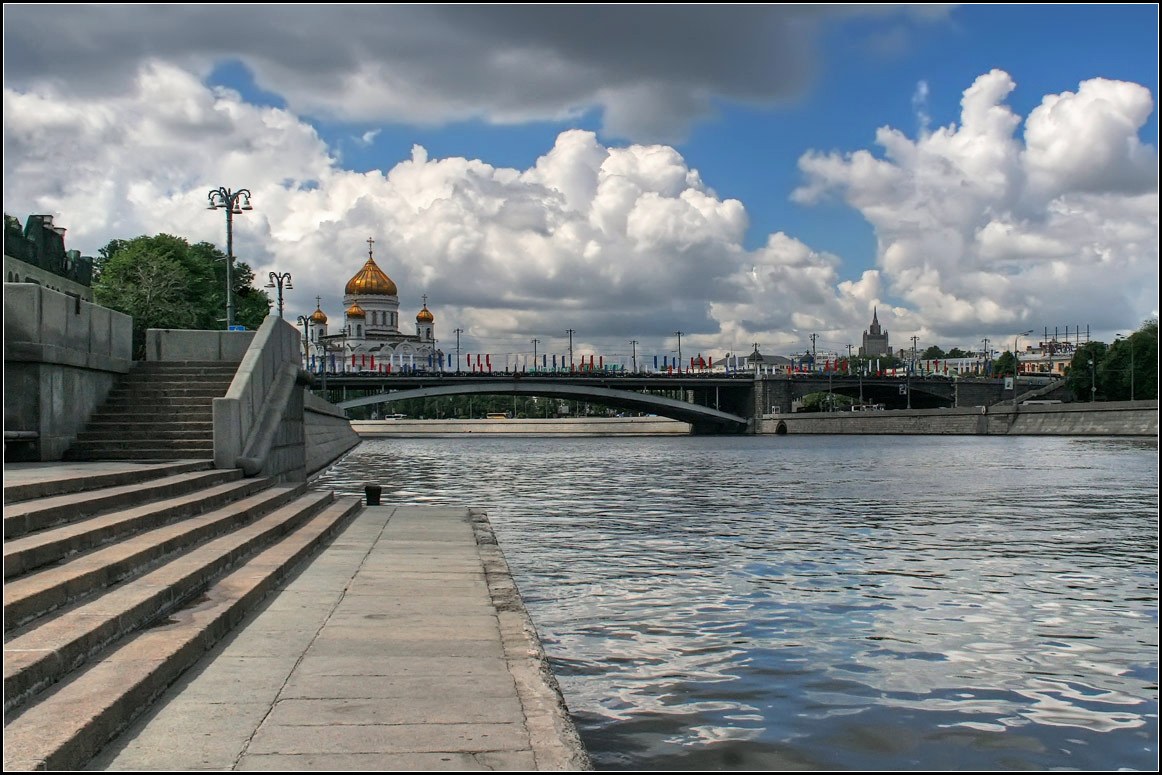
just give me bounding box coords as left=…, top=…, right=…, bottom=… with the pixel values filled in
left=303, top=239, right=441, bottom=372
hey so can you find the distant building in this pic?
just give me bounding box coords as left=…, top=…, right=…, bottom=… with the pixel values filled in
left=303, top=239, right=441, bottom=372
left=748, top=348, right=792, bottom=374
left=3, top=214, right=95, bottom=301
left=859, top=307, right=890, bottom=357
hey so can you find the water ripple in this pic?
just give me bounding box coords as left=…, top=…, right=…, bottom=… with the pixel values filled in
left=314, top=435, right=1158, bottom=770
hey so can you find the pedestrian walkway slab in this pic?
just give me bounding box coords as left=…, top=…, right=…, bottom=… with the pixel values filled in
left=84, top=505, right=590, bottom=771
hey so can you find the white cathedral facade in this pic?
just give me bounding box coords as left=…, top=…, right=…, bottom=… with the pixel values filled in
left=303, top=239, right=442, bottom=373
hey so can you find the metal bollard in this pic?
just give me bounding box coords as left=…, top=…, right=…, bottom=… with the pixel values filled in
left=365, top=483, right=382, bottom=506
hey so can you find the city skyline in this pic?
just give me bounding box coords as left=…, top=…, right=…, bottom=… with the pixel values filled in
left=3, top=5, right=1157, bottom=358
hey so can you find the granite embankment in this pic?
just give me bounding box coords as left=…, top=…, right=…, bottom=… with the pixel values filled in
left=352, top=416, right=691, bottom=436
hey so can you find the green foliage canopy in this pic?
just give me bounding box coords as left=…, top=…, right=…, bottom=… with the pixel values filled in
left=93, top=234, right=271, bottom=355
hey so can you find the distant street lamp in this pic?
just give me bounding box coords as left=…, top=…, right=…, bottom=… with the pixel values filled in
left=1013, top=329, right=1033, bottom=407
left=296, top=315, right=310, bottom=368
left=266, top=271, right=293, bottom=318
left=675, top=331, right=683, bottom=372
left=206, top=186, right=253, bottom=329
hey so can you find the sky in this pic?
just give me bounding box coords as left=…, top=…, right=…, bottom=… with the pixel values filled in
left=3, top=4, right=1158, bottom=362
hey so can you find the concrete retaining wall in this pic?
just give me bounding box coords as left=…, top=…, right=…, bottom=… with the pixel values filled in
left=145, top=329, right=255, bottom=362
left=213, top=317, right=305, bottom=479
left=761, top=400, right=1157, bottom=436
left=304, top=390, right=360, bottom=477
left=4, top=283, right=132, bottom=461
left=352, top=416, right=692, bottom=436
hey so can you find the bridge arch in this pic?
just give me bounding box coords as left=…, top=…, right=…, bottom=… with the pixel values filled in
left=335, top=380, right=749, bottom=432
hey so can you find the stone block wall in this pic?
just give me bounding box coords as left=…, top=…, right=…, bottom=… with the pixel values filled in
left=4, top=283, right=132, bottom=461
left=304, top=390, right=360, bottom=478
left=762, top=401, right=1156, bottom=436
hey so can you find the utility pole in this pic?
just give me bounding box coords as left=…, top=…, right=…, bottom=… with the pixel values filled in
left=454, top=328, right=463, bottom=373
left=675, top=331, right=683, bottom=372
left=810, top=333, right=818, bottom=373
left=847, top=344, right=853, bottom=375
left=531, top=338, right=540, bottom=371
left=566, top=329, right=575, bottom=368
left=906, top=335, right=918, bottom=410
left=630, top=339, right=638, bottom=373
left=981, top=338, right=990, bottom=375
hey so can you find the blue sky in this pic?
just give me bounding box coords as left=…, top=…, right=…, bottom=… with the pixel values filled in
left=4, top=4, right=1158, bottom=359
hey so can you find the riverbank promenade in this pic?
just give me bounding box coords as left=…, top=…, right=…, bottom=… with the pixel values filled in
left=4, top=462, right=589, bottom=771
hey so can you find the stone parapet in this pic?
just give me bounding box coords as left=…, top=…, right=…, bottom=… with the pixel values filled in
left=762, top=401, right=1157, bottom=436
left=4, top=284, right=132, bottom=461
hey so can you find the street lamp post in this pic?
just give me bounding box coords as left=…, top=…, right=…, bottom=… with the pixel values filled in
left=531, top=338, right=539, bottom=372
left=206, top=186, right=253, bottom=329
left=1119, top=334, right=1135, bottom=401
left=1013, top=329, right=1033, bottom=407
left=566, top=329, right=575, bottom=369
left=630, top=339, right=638, bottom=373
left=266, top=272, right=293, bottom=318
left=1089, top=357, right=1096, bottom=402
left=296, top=315, right=310, bottom=369
left=675, top=331, right=683, bottom=373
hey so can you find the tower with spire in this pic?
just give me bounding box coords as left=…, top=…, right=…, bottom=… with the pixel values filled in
left=859, top=306, right=890, bottom=357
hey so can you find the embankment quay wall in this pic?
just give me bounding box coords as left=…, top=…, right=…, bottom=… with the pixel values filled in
left=349, top=402, right=1156, bottom=437
left=304, top=390, right=361, bottom=475
left=762, top=400, right=1157, bottom=436
left=352, top=416, right=692, bottom=436
left=4, top=283, right=132, bottom=461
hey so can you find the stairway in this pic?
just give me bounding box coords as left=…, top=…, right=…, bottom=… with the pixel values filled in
left=64, top=361, right=240, bottom=462
left=2, top=460, right=363, bottom=771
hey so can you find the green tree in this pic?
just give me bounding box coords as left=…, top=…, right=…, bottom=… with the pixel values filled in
left=94, top=234, right=271, bottom=356
left=1100, top=320, right=1157, bottom=401
left=921, top=345, right=946, bottom=359
left=1064, top=342, right=1108, bottom=402
left=946, top=347, right=972, bottom=358
left=992, top=351, right=1016, bottom=377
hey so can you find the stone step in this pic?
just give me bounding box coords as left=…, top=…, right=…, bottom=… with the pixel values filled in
left=88, top=407, right=213, bottom=418
left=130, top=362, right=241, bottom=369
left=93, top=401, right=215, bottom=412
left=75, top=428, right=214, bottom=443
left=66, top=439, right=215, bottom=452
left=2, top=461, right=213, bottom=504
left=65, top=446, right=216, bottom=464
left=83, top=421, right=214, bottom=432
left=61, top=449, right=214, bottom=462
left=2, top=478, right=272, bottom=581
left=3, top=469, right=243, bottom=541
left=105, top=386, right=228, bottom=398
left=2, top=496, right=362, bottom=771
left=121, top=373, right=236, bottom=382
left=3, top=485, right=313, bottom=641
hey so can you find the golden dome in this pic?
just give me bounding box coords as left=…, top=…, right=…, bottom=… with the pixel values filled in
left=345, top=255, right=398, bottom=296
left=416, top=305, right=434, bottom=323
left=345, top=302, right=366, bottom=319
left=309, top=306, right=328, bottom=324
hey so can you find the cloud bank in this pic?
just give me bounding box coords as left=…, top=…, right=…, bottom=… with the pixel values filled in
left=4, top=59, right=1157, bottom=356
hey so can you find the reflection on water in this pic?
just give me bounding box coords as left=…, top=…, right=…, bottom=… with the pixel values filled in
left=314, top=435, right=1158, bottom=770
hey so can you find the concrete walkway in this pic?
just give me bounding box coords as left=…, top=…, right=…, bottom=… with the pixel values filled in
left=83, top=504, right=590, bottom=771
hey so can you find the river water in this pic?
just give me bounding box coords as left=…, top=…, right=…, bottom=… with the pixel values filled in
left=313, top=435, right=1158, bottom=771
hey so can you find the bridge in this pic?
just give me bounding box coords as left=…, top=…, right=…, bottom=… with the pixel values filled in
left=330, top=373, right=755, bottom=433
left=314, top=371, right=1014, bottom=432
